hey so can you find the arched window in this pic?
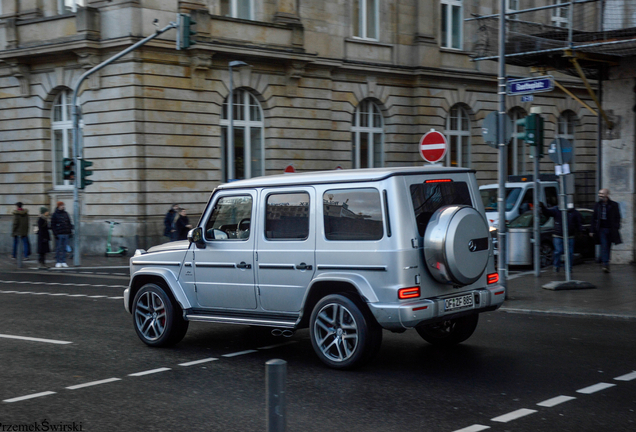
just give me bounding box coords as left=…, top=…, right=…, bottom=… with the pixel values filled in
left=445, top=105, right=471, bottom=167
left=221, top=89, right=264, bottom=181
left=352, top=99, right=384, bottom=168
left=557, top=110, right=577, bottom=169
left=51, top=89, right=81, bottom=188
left=509, top=108, right=530, bottom=175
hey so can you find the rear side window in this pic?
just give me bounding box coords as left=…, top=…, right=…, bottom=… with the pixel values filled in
left=265, top=193, right=310, bottom=240
left=410, top=181, right=472, bottom=236
left=323, top=188, right=383, bottom=241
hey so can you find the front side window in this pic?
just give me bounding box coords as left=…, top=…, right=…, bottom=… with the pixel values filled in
left=266, top=193, right=310, bottom=240
left=445, top=105, right=471, bottom=168
left=221, top=89, right=264, bottom=181
left=59, top=0, right=85, bottom=13
left=353, top=0, right=379, bottom=40
left=324, top=189, right=383, bottom=241
left=352, top=99, right=384, bottom=168
left=51, top=89, right=81, bottom=188
left=441, top=0, right=463, bottom=49
left=411, top=181, right=472, bottom=236
left=205, top=195, right=253, bottom=240
left=221, top=0, right=253, bottom=20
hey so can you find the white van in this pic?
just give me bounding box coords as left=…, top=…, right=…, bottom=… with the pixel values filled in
left=479, top=175, right=559, bottom=228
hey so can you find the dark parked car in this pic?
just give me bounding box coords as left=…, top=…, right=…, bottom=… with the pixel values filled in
left=493, top=208, right=594, bottom=267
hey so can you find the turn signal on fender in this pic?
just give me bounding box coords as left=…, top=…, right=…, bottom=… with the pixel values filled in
left=398, top=287, right=421, bottom=299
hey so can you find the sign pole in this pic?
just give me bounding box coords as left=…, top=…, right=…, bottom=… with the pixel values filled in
left=497, top=0, right=508, bottom=293
left=556, top=138, right=572, bottom=281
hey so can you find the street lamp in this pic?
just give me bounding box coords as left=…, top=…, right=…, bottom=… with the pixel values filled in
left=228, top=60, right=249, bottom=181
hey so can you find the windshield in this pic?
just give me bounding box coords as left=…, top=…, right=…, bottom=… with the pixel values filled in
left=480, top=187, right=522, bottom=212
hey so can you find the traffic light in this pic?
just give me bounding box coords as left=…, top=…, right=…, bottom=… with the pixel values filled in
left=63, top=157, right=75, bottom=181
left=80, top=159, right=93, bottom=189
left=516, top=113, right=544, bottom=158
left=177, top=13, right=197, bottom=50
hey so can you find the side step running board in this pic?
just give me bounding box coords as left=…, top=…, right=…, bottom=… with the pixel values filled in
left=185, top=314, right=296, bottom=328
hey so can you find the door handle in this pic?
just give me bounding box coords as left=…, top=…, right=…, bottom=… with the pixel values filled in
left=237, top=262, right=252, bottom=269
left=295, top=262, right=313, bottom=271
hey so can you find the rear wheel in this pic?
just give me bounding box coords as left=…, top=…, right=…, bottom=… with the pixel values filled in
left=416, top=314, right=479, bottom=347
left=309, top=294, right=382, bottom=369
left=133, top=283, right=189, bottom=347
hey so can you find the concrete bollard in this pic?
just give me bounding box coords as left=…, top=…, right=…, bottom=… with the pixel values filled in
left=266, top=359, right=287, bottom=432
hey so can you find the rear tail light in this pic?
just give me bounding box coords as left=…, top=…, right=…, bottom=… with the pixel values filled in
left=425, top=179, right=452, bottom=183
left=487, top=273, right=499, bottom=284
left=398, top=287, right=421, bottom=299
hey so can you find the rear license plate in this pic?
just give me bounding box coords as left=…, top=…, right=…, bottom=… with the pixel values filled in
left=444, top=294, right=474, bottom=311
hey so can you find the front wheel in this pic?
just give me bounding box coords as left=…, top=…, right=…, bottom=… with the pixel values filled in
left=132, top=283, right=189, bottom=347
left=309, top=294, right=382, bottom=369
left=416, top=314, right=479, bottom=347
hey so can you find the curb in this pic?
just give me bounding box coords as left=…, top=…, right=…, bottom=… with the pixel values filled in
left=500, top=307, right=636, bottom=321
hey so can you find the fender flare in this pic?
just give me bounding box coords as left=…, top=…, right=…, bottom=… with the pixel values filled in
left=128, top=267, right=192, bottom=312
left=305, top=272, right=380, bottom=304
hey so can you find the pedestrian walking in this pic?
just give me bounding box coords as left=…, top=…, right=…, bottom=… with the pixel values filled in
left=540, top=202, right=583, bottom=273
left=164, top=204, right=179, bottom=241
left=51, top=201, right=73, bottom=268
left=37, top=207, right=51, bottom=269
left=175, top=208, right=192, bottom=241
left=590, top=188, right=622, bottom=273
left=12, top=202, right=30, bottom=261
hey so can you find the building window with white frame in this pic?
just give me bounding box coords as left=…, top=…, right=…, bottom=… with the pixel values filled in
left=353, top=0, right=379, bottom=40
left=445, top=105, right=470, bottom=167
left=58, top=0, right=85, bottom=14
left=51, top=89, right=82, bottom=188
left=551, top=0, right=569, bottom=28
left=221, top=0, right=254, bottom=20
left=221, top=89, right=264, bottom=181
left=352, top=99, right=384, bottom=168
left=509, top=108, right=530, bottom=175
left=441, top=0, right=463, bottom=49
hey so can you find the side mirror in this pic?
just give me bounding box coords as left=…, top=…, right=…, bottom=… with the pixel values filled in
left=188, top=227, right=206, bottom=249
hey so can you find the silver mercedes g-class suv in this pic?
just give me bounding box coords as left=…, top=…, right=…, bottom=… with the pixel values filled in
left=125, top=166, right=504, bottom=369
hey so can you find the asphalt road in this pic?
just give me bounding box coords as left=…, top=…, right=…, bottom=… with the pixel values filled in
left=0, top=270, right=634, bottom=432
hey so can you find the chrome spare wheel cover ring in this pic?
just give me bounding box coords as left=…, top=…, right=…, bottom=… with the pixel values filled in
left=135, top=291, right=167, bottom=341
left=314, top=303, right=359, bottom=362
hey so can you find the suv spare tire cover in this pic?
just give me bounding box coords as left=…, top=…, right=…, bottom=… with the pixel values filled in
left=424, top=205, right=490, bottom=286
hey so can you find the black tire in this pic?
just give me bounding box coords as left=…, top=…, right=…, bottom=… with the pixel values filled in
left=416, top=314, right=479, bottom=347
left=540, top=242, right=554, bottom=268
left=132, top=283, right=189, bottom=347
left=309, top=294, right=382, bottom=369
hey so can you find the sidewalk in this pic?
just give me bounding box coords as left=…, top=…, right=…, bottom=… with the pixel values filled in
left=502, top=262, right=636, bottom=320
left=2, top=254, right=635, bottom=320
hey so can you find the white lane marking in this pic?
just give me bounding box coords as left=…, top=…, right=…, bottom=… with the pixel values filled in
left=4, top=391, right=56, bottom=403
left=128, top=368, right=171, bottom=377
left=0, top=291, right=18, bottom=293
left=15, top=291, right=33, bottom=294
left=87, top=295, right=107, bottom=298
left=49, top=293, right=69, bottom=296
left=537, top=395, right=576, bottom=407
left=108, top=296, right=124, bottom=300
left=30, top=292, right=50, bottom=295
left=258, top=341, right=298, bottom=350
left=576, top=382, right=616, bottom=394
left=179, top=358, right=219, bottom=367
left=491, top=408, right=537, bottom=423
left=222, top=350, right=258, bottom=358
left=0, top=334, right=72, bottom=345
left=66, top=378, right=122, bottom=390
left=453, top=425, right=491, bottom=432
left=615, top=371, right=636, bottom=381
left=67, top=294, right=87, bottom=297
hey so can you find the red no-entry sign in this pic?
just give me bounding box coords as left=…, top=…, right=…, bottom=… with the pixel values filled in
left=419, top=129, right=448, bottom=163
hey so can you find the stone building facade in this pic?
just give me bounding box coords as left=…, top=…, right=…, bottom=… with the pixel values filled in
left=0, top=0, right=599, bottom=253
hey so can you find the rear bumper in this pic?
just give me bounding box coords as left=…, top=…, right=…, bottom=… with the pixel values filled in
left=367, top=285, right=506, bottom=331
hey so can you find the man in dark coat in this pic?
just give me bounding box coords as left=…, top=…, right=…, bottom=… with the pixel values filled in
left=37, top=207, right=51, bottom=269
left=51, top=201, right=73, bottom=268
left=175, top=208, right=192, bottom=241
left=12, top=202, right=30, bottom=260
left=164, top=204, right=179, bottom=241
left=540, top=202, right=583, bottom=273
left=590, top=188, right=622, bottom=273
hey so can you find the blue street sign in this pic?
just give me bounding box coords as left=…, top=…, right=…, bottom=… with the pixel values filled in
left=507, top=76, right=554, bottom=96
left=521, top=95, right=534, bottom=102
